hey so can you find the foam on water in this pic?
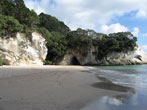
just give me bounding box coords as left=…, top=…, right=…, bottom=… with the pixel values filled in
left=95, top=65, right=147, bottom=89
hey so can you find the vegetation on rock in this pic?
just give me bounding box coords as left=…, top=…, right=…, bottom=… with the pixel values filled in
left=0, top=0, right=69, bottom=64
left=66, top=28, right=93, bottom=56
left=0, top=0, right=39, bottom=27
left=0, top=56, right=3, bottom=66
left=37, top=28, right=68, bottom=63
left=0, top=0, right=138, bottom=64
left=39, top=13, right=70, bottom=36
left=67, top=29, right=137, bottom=60
left=0, top=14, right=23, bottom=36
left=45, top=32, right=67, bottom=63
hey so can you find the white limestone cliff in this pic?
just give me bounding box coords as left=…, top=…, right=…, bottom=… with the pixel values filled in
left=60, top=47, right=147, bottom=66
left=102, top=47, right=147, bottom=65
left=0, top=32, right=47, bottom=65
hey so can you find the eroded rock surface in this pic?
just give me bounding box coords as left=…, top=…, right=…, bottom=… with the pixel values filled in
left=60, top=47, right=147, bottom=66
left=0, top=32, right=47, bottom=65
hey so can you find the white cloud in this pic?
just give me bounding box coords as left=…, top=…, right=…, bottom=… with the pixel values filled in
left=24, top=0, right=147, bottom=31
left=25, top=0, right=45, bottom=14
left=136, top=10, right=147, bottom=18
left=101, top=23, right=128, bottom=34
left=142, top=33, right=147, bottom=37
left=140, top=45, right=147, bottom=52
left=132, top=27, right=139, bottom=36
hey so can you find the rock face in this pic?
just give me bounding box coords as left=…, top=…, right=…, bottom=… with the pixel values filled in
left=60, top=47, right=147, bottom=66
left=0, top=32, right=47, bottom=65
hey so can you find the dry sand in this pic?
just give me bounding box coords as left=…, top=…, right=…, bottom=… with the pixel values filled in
left=0, top=65, right=123, bottom=110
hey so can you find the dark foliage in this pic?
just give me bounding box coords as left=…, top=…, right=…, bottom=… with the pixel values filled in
left=0, top=14, right=23, bottom=36
left=39, top=13, right=70, bottom=36
left=37, top=27, right=68, bottom=63
left=67, top=29, right=137, bottom=60
left=0, top=0, right=39, bottom=27
left=0, top=56, right=3, bottom=66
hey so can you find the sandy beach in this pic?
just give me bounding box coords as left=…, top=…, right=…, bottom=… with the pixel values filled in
left=0, top=66, right=125, bottom=110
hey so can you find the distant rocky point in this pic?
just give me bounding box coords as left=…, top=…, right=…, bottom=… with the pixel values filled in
left=60, top=47, right=147, bottom=66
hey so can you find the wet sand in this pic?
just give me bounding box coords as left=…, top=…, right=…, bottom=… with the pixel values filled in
left=0, top=66, right=124, bottom=110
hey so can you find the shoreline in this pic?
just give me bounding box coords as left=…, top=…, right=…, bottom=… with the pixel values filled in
left=0, top=65, right=91, bottom=69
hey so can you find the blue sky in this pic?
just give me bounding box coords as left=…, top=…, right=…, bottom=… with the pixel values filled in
left=108, top=11, right=147, bottom=50
left=24, top=0, right=147, bottom=51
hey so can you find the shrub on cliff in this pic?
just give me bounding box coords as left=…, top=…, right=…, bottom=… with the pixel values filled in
left=37, top=27, right=68, bottom=63
left=0, top=56, right=3, bottom=66
left=39, top=13, right=70, bottom=36
left=93, top=32, right=137, bottom=59
left=67, top=29, right=137, bottom=60
left=43, top=60, right=52, bottom=65
left=0, top=0, right=39, bottom=27
left=66, top=28, right=93, bottom=56
left=0, top=14, right=23, bottom=36
left=45, top=32, right=68, bottom=63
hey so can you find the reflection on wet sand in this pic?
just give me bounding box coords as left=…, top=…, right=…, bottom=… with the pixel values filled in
left=96, top=76, right=112, bottom=83
left=81, top=92, right=147, bottom=110
left=92, top=76, right=135, bottom=93
left=100, top=94, right=132, bottom=106
left=92, top=82, right=135, bottom=93
left=80, top=95, right=134, bottom=110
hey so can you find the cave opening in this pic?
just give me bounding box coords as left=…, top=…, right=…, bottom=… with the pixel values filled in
left=71, top=56, right=80, bottom=65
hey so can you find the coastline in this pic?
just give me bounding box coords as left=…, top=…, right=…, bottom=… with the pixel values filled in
left=0, top=65, right=127, bottom=110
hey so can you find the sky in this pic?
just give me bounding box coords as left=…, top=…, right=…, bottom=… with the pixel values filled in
left=24, top=0, right=147, bottom=51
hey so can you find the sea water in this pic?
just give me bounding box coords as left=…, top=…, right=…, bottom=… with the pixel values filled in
left=82, top=65, right=147, bottom=110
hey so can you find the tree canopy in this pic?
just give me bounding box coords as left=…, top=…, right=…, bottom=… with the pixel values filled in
left=0, top=14, right=23, bottom=36
left=37, top=27, right=68, bottom=64
left=67, top=29, right=137, bottom=60
left=39, top=13, right=70, bottom=36
left=0, top=0, right=39, bottom=27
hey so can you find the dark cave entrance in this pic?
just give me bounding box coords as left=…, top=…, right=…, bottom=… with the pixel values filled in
left=71, top=56, right=80, bottom=65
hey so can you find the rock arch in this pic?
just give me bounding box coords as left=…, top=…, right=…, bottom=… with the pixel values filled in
left=70, top=56, right=80, bottom=65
